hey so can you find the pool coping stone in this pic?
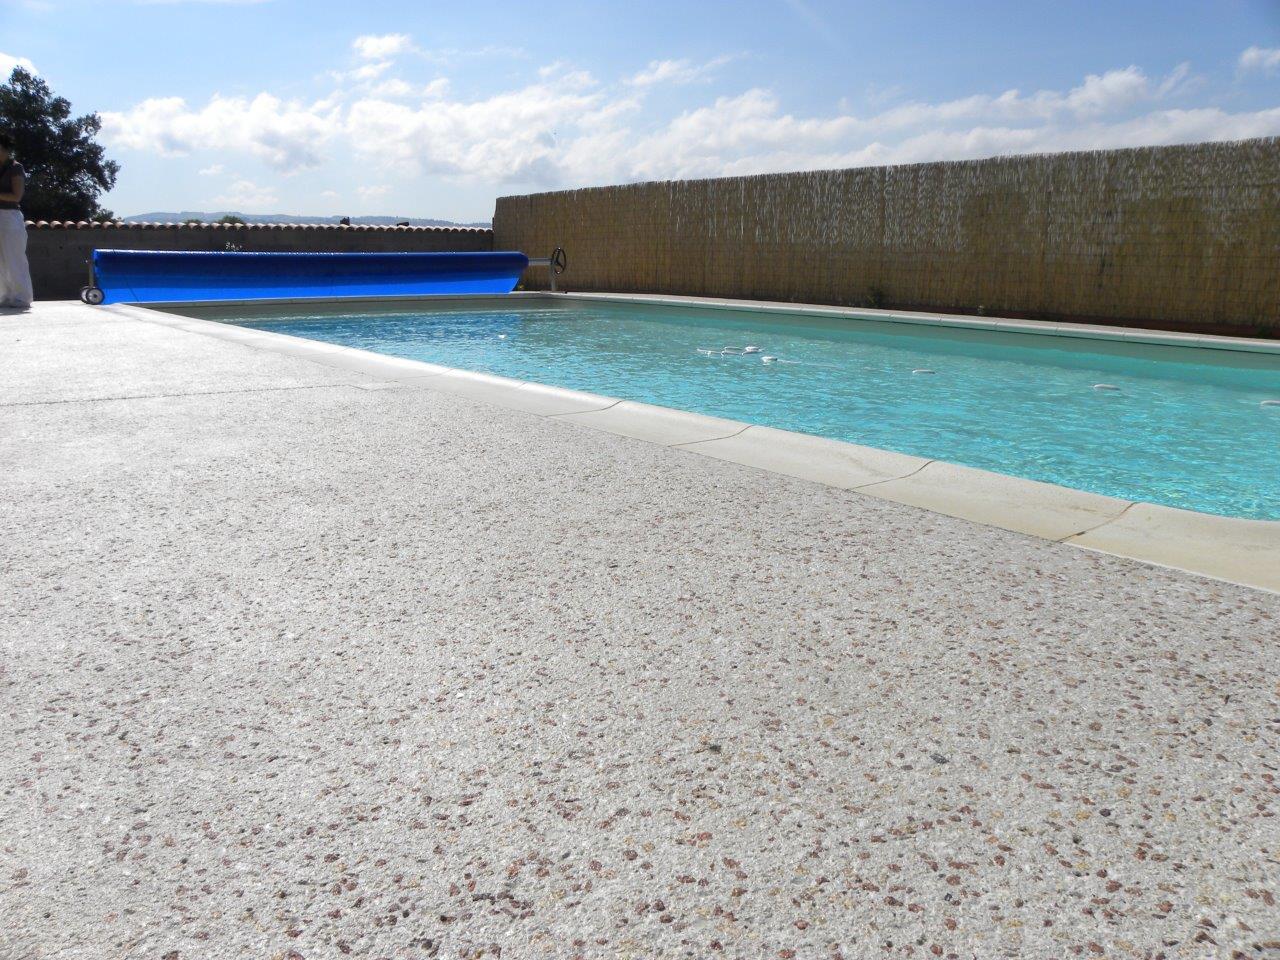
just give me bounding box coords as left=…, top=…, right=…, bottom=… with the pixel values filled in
left=857, top=461, right=1134, bottom=543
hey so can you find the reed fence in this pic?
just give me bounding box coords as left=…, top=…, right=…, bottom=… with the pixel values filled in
left=494, top=138, right=1280, bottom=335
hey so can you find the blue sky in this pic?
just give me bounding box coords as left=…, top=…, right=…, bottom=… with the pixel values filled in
left=3, top=0, right=1279, bottom=221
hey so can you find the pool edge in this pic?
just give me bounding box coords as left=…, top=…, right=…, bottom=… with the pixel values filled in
left=109, top=299, right=1280, bottom=595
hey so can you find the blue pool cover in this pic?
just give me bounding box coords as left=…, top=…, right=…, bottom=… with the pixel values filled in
left=91, top=250, right=530, bottom=304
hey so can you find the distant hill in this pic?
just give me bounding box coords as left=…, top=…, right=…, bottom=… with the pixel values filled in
left=124, top=211, right=492, bottom=228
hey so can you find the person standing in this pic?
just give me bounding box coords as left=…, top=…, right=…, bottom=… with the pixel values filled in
left=0, top=133, right=34, bottom=310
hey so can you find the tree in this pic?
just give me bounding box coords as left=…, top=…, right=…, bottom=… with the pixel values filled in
left=0, top=67, right=119, bottom=221
left=217, top=214, right=246, bottom=225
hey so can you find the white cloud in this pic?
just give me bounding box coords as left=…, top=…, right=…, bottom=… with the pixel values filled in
left=332, top=35, right=442, bottom=90
left=421, top=78, right=450, bottom=99
left=366, top=78, right=412, bottom=99
left=336, top=60, right=394, bottom=83
left=100, top=51, right=1280, bottom=208
left=628, top=56, right=732, bottom=87
left=357, top=185, right=389, bottom=199
left=361, top=77, right=450, bottom=100
left=215, top=179, right=278, bottom=210
left=333, top=59, right=1246, bottom=190
left=102, top=93, right=339, bottom=171
left=344, top=78, right=614, bottom=184
left=1057, top=66, right=1150, bottom=115
left=420, top=44, right=526, bottom=64
left=860, top=65, right=1191, bottom=132
left=535, top=61, right=597, bottom=91
left=1239, top=46, right=1280, bottom=73
left=0, top=52, right=38, bottom=76
left=197, top=163, right=225, bottom=176
left=690, top=105, right=1280, bottom=180
left=1156, top=62, right=1196, bottom=97
left=580, top=68, right=1272, bottom=184
left=352, top=34, right=414, bottom=61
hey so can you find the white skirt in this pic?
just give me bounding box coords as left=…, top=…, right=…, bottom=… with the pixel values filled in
left=0, top=209, right=33, bottom=308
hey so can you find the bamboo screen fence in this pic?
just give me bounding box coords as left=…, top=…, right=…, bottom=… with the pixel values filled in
left=494, top=138, right=1280, bottom=335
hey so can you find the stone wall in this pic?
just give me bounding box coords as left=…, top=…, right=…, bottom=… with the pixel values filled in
left=26, top=221, right=494, bottom=300
left=494, top=138, right=1280, bottom=336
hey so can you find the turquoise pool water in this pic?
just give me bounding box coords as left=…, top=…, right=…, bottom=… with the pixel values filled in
left=229, top=299, right=1280, bottom=519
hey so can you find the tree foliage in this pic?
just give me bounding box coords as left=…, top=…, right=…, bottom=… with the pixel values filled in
left=217, top=214, right=246, bottom=225
left=0, top=67, right=119, bottom=221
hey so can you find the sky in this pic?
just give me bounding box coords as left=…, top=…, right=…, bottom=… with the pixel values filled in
left=2, top=0, right=1279, bottom=222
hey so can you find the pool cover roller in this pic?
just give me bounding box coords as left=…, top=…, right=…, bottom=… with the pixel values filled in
left=85, top=250, right=531, bottom=304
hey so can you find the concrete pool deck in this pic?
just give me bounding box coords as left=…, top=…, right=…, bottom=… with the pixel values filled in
left=2, top=300, right=1279, bottom=958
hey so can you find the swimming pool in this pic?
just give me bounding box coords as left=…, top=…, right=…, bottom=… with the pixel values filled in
left=221, top=297, right=1280, bottom=520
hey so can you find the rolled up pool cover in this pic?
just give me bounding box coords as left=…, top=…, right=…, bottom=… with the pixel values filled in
left=91, top=249, right=531, bottom=304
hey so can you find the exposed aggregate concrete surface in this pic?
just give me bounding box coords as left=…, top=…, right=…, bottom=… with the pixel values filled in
left=2, top=303, right=1278, bottom=960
